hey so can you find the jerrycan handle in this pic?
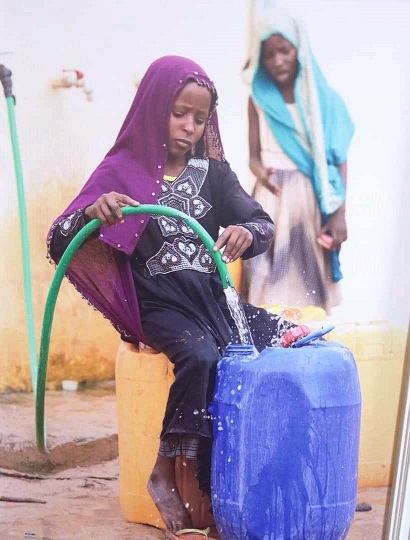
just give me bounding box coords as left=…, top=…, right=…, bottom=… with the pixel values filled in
left=292, top=324, right=335, bottom=348
left=225, top=344, right=256, bottom=357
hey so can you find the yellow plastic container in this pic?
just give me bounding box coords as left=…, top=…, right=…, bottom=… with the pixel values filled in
left=227, top=259, right=242, bottom=290
left=264, top=304, right=327, bottom=323
left=116, top=318, right=407, bottom=523
left=327, top=321, right=406, bottom=487
left=115, top=342, right=214, bottom=528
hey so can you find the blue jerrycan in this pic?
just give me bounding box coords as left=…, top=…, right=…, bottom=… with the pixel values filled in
left=210, top=340, right=361, bottom=540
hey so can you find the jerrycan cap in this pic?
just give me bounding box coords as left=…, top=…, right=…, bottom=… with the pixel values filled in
left=225, top=344, right=256, bottom=357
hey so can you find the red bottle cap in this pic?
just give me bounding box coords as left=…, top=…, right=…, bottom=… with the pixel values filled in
left=281, top=325, right=311, bottom=348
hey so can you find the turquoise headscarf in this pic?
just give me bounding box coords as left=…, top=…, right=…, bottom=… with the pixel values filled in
left=244, top=10, right=354, bottom=282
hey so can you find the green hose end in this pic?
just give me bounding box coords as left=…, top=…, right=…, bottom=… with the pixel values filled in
left=35, top=387, right=46, bottom=452
left=36, top=434, right=46, bottom=453
left=226, top=272, right=235, bottom=288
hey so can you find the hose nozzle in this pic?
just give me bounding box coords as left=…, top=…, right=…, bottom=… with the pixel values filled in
left=0, top=64, right=14, bottom=100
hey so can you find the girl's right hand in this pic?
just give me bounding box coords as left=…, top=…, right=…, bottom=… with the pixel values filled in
left=259, top=167, right=281, bottom=196
left=85, top=192, right=140, bottom=226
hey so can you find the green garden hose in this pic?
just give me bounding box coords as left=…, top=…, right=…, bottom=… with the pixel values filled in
left=1, top=64, right=37, bottom=392
left=36, top=204, right=234, bottom=451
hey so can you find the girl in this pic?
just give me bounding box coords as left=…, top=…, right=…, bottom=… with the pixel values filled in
left=242, top=10, right=355, bottom=313
left=48, top=56, right=295, bottom=537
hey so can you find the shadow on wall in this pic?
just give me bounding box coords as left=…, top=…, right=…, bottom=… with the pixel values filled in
left=0, top=176, right=119, bottom=392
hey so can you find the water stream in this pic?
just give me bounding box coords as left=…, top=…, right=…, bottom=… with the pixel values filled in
left=223, top=286, right=254, bottom=346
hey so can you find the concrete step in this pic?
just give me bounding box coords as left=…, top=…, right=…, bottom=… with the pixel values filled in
left=0, top=381, right=118, bottom=474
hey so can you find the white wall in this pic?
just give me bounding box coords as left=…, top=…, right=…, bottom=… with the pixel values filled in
left=1, top=0, right=409, bottom=327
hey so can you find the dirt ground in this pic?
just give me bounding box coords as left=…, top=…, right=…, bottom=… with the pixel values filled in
left=0, top=383, right=389, bottom=539
left=0, top=458, right=388, bottom=540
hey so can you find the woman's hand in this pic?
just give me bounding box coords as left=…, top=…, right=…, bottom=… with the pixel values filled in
left=213, top=225, right=253, bottom=263
left=258, top=167, right=282, bottom=196
left=85, top=192, right=140, bottom=226
left=320, top=206, right=347, bottom=251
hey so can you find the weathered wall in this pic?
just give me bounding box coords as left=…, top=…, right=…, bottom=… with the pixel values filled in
left=1, top=0, right=409, bottom=392
left=0, top=177, right=119, bottom=391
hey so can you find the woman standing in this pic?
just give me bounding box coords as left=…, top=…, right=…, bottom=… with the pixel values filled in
left=242, top=10, right=354, bottom=313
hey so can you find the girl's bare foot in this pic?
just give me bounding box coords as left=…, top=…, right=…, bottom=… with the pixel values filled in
left=147, top=457, right=193, bottom=532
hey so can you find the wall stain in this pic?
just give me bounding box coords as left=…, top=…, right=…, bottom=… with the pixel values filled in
left=0, top=176, right=119, bottom=392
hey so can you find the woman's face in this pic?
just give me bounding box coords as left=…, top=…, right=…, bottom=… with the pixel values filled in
left=168, top=81, right=212, bottom=162
left=261, top=34, right=298, bottom=88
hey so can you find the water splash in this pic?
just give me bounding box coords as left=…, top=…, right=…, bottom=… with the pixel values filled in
left=223, top=286, right=254, bottom=346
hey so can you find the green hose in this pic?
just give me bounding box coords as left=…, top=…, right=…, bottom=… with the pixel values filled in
left=36, top=204, right=234, bottom=451
left=1, top=65, right=37, bottom=393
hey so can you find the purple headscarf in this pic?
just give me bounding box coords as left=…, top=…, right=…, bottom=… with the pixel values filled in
left=48, top=56, right=225, bottom=342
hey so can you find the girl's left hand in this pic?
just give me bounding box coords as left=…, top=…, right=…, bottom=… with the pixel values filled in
left=320, top=207, right=347, bottom=251
left=213, top=225, right=253, bottom=263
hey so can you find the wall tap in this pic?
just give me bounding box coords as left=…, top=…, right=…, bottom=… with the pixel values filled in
left=51, top=69, right=84, bottom=88
left=51, top=69, right=93, bottom=101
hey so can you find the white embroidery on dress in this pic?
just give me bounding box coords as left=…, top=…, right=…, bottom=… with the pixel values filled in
left=153, top=158, right=211, bottom=239
left=147, top=159, right=216, bottom=276
left=240, top=222, right=266, bottom=235
left=147, top=237, right=215, bottom=276
left=59, top=209, right=84, bottom=237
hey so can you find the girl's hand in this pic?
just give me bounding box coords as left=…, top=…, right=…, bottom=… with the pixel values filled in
left=85, top=192, right=140, bottom=226
left=213, top=225, right=253, bottom=263
left=320, top=206, right=347, bottom=251
left=258, top=167, right=281, bottom=196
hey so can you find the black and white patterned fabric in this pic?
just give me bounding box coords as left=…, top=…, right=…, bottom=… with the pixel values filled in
left=58, top=209, right=84, bottom=237
left=158, top=434, right=199, bottom=459
left=240, top=221, right=267, bottom=236
left=147, top=237, right=215, bottom=276
left=147, top=158, right=216, bottom=276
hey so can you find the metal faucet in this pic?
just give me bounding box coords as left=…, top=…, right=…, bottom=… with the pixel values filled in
left=51, top=69, right=93, bottom=101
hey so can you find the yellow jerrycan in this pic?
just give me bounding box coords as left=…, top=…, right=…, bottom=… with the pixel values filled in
left=227, top=259, right=242, bottom=289
left=115, top=341, right=214, bottom=529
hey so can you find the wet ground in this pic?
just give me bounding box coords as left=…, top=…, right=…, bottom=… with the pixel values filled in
left=0, top=458, right=388, bottom=539
left=0, top=383, right=389, bottom=539
left=0, top=381, right=118, bottom=473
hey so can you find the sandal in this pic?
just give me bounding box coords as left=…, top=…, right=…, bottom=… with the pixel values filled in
left=165, top=527, right=217, bottom=540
